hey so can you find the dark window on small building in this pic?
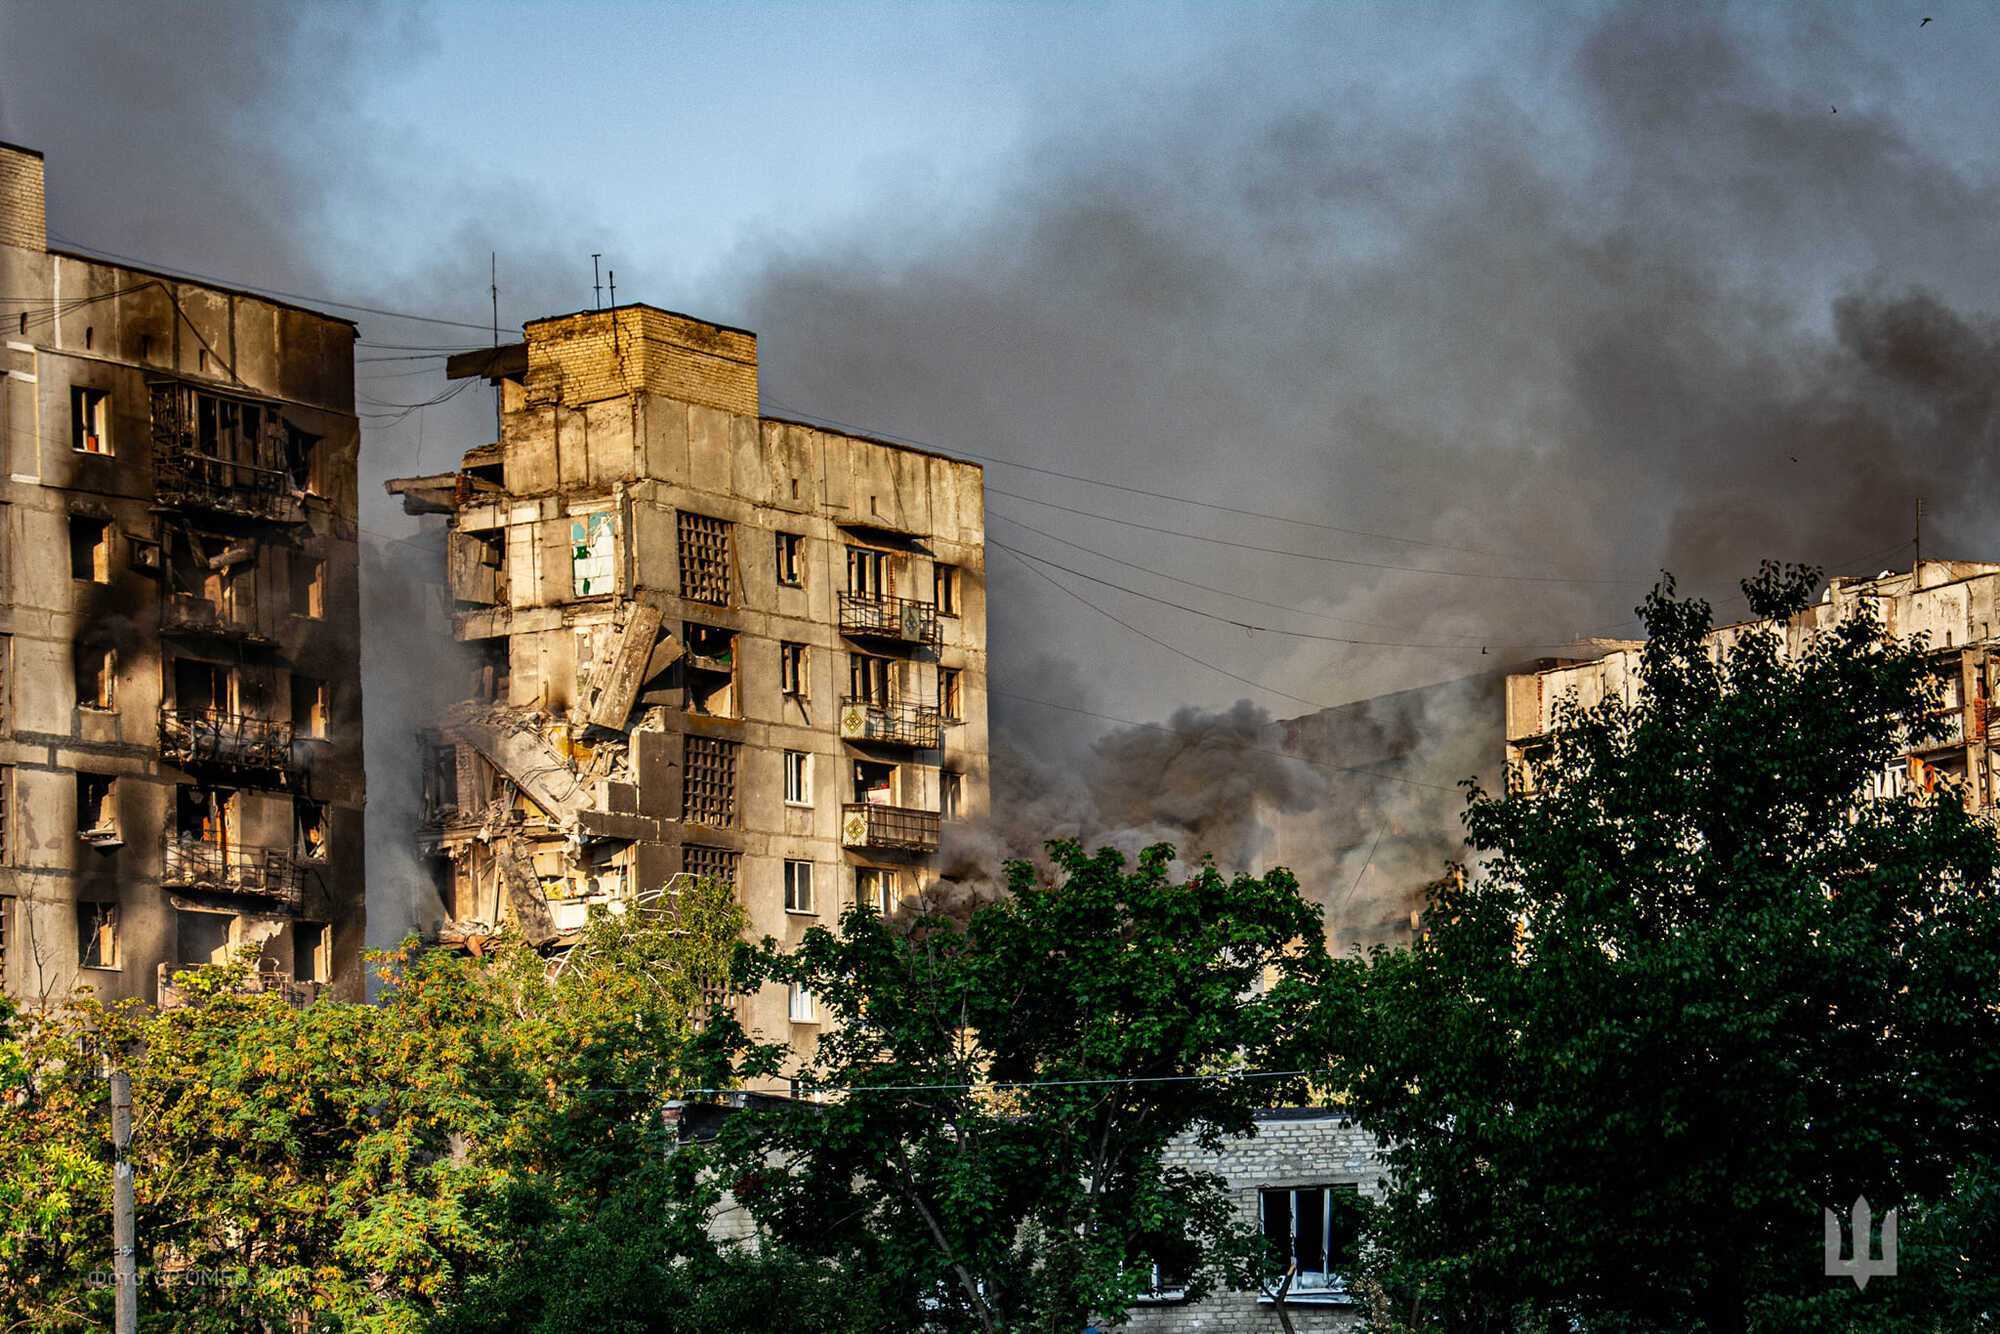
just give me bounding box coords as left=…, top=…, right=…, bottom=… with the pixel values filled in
left=683, top=736, right=739, bottom=829
left=677, top=510, right=732, bottom=604
left=1259, top=1184, right=1361, bottom=1295
left=70, top=386, right=111, bottom=454
left=76, top=901, right=119, bottom=970
left=775, top=532, right=803, bottom=587
left=69, top=515, right=110, bottom=582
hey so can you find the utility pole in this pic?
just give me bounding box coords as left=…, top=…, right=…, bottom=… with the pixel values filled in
left=110, top=1068, right=137, bottom=1334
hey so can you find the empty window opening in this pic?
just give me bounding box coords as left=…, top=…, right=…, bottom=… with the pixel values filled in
left=775, top=532, right=803, bottom=587
left=789, top=981, right=818, bottom=1023
left=83, top=326, right=93, bottom=351
left=934, top=563, right=960, bottom=616
left=176, top=909, right=232, bottom=967
left=940, top=667, right=963, bottom=721
left=784, top=859, right=815, bottom=913
left=77, top=901, right=119, bottom=970
left=682, top=735, right=739, bottom=829
left=291, top=555, right=325, bottom=619
left=177, top=784, right=240, bottom=850
left=784, top=750, right=812, bottom=807
left=292, top=675, right=329, bottom=739
left=850, top=653, right=894, bottom=706
left=847, top=546, right=886, bottom=598
left=681, top=843, right=740, bottom=887
left=69, top=515, right=110, bottom=582
left=71, top=386, right=111, bottom=454
left=676, top=510, right=732, bottom=604
left=854, top=759, right=897, bottom=806
left=1259, top=1184, right=1361, bottom=1296
left=571, top=511, right=616, bottom=597
left=295, top=798, right=329, bottom=861
left=780, top=642, right=808, bottom=698
left=76, top=645, right=115, bottom=710
left=856, top=866, right=897, bottom=915
left=77, top=773, right=118, bottom=843
left=683, top=623, right=737, bottom=718
left=941, top=771, right=964, bottom=822
left=284, top=425, right=323, bottom=496
left=173, top=657, right=238, bottom=716
left=294, top=921, right=330, bottom=983
left=198, top=348, right=209, bottom=374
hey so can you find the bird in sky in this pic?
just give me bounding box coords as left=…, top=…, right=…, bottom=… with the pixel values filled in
left=1831, top=105, right=1838, bottom=113
left=1922, top=16, right=1933, bottom=26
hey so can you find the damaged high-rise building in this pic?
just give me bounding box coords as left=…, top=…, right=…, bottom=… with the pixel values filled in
left=386, top=302, right=988, bottom=1045
left=0, top=143, right=366, bottom=1006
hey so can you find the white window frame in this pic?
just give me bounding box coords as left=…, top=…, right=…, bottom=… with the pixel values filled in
left=784, top=859, right=815, bottom=914
left=784, top=750, right=812, bottom=807
left=788, top=982, right=817, bottom=1024
left=1258, top=1183, right=1358, bottom=1301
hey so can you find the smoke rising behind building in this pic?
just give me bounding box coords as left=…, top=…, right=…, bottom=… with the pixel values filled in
left=8, top=3, right=2000, bottom=940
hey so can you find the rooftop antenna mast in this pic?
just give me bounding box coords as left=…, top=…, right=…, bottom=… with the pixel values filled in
left=490, top=252, right=502, bottom=438
left=1915, top=496, right=1923, bottom=568
left=591, top=253, right=603, bottom=310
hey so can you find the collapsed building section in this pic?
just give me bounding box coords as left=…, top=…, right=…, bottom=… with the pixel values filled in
left=388, top=303, right=988, bottom=1044
left=0, top=142, right=365, bottom=1006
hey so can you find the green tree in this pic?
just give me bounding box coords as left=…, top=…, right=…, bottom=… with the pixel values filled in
left=709, top=841, right=1336, bottom=1332
left=1335, top=567, right=2000, bottom=1331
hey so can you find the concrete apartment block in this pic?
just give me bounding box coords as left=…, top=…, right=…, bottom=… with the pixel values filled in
left=387, top=302, right=988, bottom=1061
left=0, top=142, right=366, bottom=1007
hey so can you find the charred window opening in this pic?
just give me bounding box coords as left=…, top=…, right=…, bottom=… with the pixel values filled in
left=284, top=425, right=323, bottom=496
left=173, top=657, right=238, bottom=715
left=291, top=674, right=329, bottom=740
left=176, top=784, right=239, bottom=850
left=293, top=921, right=329, bottom=983
left=294, top=798, right=329, bottom=861
left=69, top=515, right=110, bottom=582
left=676, top=510, right=732, bottom=605
left=196, top=396, right=268, bottom=464
left=175, top=909, right=231, bottom=967
left=780, top=641, right=808, bottom=698
left=70, top=386, right=111, bottom=455
left=290, top=554, right=325, bottom=619
left=76, top=644, right=115, bottom=710
left=934, top=563, right=960, bottom=616
left=940, top=667, right=963, bottom=721
left=77, top=772, right=118, bottom=843
left=76, top=901, right=119, bottom=970
left=775, top=532, right=803, bottom=587
left=683, top=623, right=737, bottom=717
left=469, top=638, right=510, bottom=703
left=846, top=545, right=887, bottom=598
left=681, top=843, right=739, bottom=886
left=571, top=512, right=615, bottom=597
left=449, top=528, right=506, bottom=605
left=682, top=736, right=739, bottom=829
left=421, top=737, right=462, bottom=823
left=850, top=653, right=894, bottom=706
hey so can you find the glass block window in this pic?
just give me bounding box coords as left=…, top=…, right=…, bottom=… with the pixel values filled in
left=682, top=843, right=740, bottom=887
left=677, top=511, right=732, bottom=605
left=683, top=736, right=738, bottom=828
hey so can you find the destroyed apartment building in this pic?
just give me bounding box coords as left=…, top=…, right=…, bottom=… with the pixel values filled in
left=387, top=302, right=988, bottom=1045
left=0, top=143, right=366, bottom=1006
left=1508, top=559, right=2000, bottom=812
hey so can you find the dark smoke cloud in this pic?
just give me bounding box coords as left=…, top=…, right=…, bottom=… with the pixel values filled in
left=11, top=4, right=2000, bottom=945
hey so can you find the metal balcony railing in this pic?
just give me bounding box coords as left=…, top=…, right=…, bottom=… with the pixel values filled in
left=161, top=836, right=304, bottom=909
left=149, top=383, right=304, bottom=524
left=837, top=592, right=941, bottom=650
left=840, top=802, right=941, bottom=854
left=157, top=959, right=321, bottom=1010
left=838, top=697, right=943, bottom=748
left=160, top=707, right=298, bottom=776
left=160, top=594, right=264, bottom=642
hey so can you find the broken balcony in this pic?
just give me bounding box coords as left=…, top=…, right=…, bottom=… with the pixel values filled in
left=160, top=707, right=299, bottom=778
left=161, top=836, right=304, bottom=910
left=149, top=382, right=305, bottom=524
left=838, top=592, right=941, bottom=650
left=157, top=959, right=321, bottom=1010
left=840, top=802, right=941, bottom=854
left=838, top=697, right=943, bottom=748
left=161, top=594, right=268, bottom=643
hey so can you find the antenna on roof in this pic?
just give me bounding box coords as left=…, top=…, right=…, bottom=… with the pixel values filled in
left=591, top=253, right=604, bottom=310
left=489, top=252, right=499, bottom=347
left=608, top=269, right=616, bottom=309
left=1915, top=496, right=1923, bottom=567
